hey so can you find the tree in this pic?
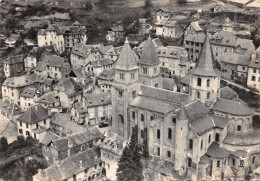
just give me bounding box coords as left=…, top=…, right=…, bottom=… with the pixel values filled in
left=144, top=0, right=152, bottom=9
left=0, top=137, right=8, bottom=152
left=116, top=126, right=143, bottom=181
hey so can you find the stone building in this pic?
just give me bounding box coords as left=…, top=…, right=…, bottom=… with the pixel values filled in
left=3, top=55, right=25, bottom=78
left=247, top=47, right=260, bottom=91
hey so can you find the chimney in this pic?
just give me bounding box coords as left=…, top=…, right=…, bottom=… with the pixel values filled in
left=79, top=160, right=83, bottom=169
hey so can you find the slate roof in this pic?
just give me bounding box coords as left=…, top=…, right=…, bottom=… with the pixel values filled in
left=192, top=34, right=219, bottom=77
left=220, top=53, right=251, bottom=66
left=183, top=100, right=210, bottom=123
left=114, top=38, right=139, bottom=70
left=157, top=46, right=188, bottom=60
left=211, top=31, right=237, bottom=46
left=35, top=149, right=101, bottom=181
left=220, top=86, right=238, bottom=100
left=200, top=154, right=211, bottom=164
left=206, top=142, right=229, bottom=159
left=4, top=54, right=24, bottom=65
left=185, top=34, right=206, bottom=43
left=100, top=130, right=127, bottom=155
left=223, top=128, right=260, bottom=146
left=42, top=131, right=61, bottom=146
left=98, top=45, right=114, bottom=55
left=190, top=21, right=203, bottom=32
left=84, top=92, right=111, bottom=108
left=20, top=87, right=36, bottom=98
left=231, top=150, right=248, bottom=158
left=6, top=34, right=20, bottom=42
left=74, top=102, right=88, bottom=114
left=191, top=115, right=229, bottom=135
left=3, top=74, right=36, bottom=88
left=17, top=105, right=49, bottom=124
left=55, top=78, right=83, bottom=97
left=139, top=36, right=160, bottom=65
left=249, top=47, right=260, bottom=69
left=42, top=55, right=68, bottom=68
left=1, top=99, right=23, bottom=116
left=36, top=92, right=60, bottom=104
left=90, top=58, right=114, bottom=68
left=212, top=99, right=254, bottom=116
left=71, top=42, right=93, bottom=59
left=98, top=68, right=115, bottom=81
left=162, top=78, right=176, bottom=91
left=176, top=103, right=189, bottom=120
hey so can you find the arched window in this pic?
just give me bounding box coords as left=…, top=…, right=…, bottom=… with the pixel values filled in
left=141, top=114, right=145, bottom=122
left=172, top=117, right=176, bottom=124
left=197, top=77, right=201, bottom=86
left=252, top=156, right=255, bottom=163
left=215, top=133, right=220, bottom=142
left=188, top=158, right=192, bottom=167
left=200, top=139, right=203, bottom=150
left=207, top=92, right=210, bottom=99
left=119, top=114, right=124, bottom=124
left=217, top=160, right=220, bottom=167
left=132, top=111, right=135, bottom=120
left=237, top=125, right=241, bottom=131
left=208, top=134, right=211, bottom=143
left=232, top=158, right=236, bottom=166
left=197, top=91, right=200, bottom=99
left=157, top=147, right=160, bottom=156
left=189, top=139, right=193, bottom=150
left=167, top=151, right=171, bottom=158
left=168, top=128, right=172, bottom=139
left=157, top=129, right=160, bottom=139
left=207, top=79, right=210, bottom=87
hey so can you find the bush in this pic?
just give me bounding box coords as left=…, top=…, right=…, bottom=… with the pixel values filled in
left=0, top=137, right=8, bottom=152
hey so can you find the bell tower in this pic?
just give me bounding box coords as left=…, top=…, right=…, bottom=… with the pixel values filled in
left=111, top=37, right=141, bottom=139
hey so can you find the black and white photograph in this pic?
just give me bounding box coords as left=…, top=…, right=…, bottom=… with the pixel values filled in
left=0, top=0, right=259, bottom=180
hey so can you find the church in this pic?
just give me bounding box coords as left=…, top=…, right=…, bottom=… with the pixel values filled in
left=110, top=34, right=260, bottom=180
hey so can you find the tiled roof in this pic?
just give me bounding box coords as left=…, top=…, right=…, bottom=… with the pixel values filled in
left=98, top=68, right=115, bottom=81
left=223, top=128, right=260, bottom=146
left=17, top=105, right=49, bottom=124
left=192, top=34, right=219, bottom=77
left=35, top=149, right=101, bottom=181
left=55, top=78, right=83, bottom=97
left=191, top=115, right=228, bottom=135
left=206, top=142, right=229, bottom=158
left=90, top=58, right=114, bottom=68
left=84, top=92, right=111, bottom=107
left=20, top=87, right=36, bottom=98
left=3, top=74, right=37, bottom=88
left=162, top=78, right=175, bottom=91
left=42, top=55, right=68, bottom=68
left=211, top=31, right=237, bottom=46
left=100, top=130, right=127, bottom=155
left=155, top=19, right=176, bottom=27
left=98, top=45, right=114, bottom=55
left=220, top=86, right=238, bottom=100
left=212, top=99, right=254, bottom=116
left=36, top=92, right=60, bottom=104
left=157, top=46, right=188, bottom=60
left=71, top=42, right=93, bottom=59
left=200, top=154, right=211, bottom=164
left=114, top=38, right=139, bottom=70
left=4, top=54, right=24, bottom=65
left=219, top=53, right=251, bottom=66
left=139, top=36, right=160, bottom=65
left=183, top=100, right=210, bottom=123
left=190, top=21, right=203, bottom=32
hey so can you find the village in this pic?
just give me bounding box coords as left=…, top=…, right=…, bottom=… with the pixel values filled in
left=0, top=0, right=260, bottom=180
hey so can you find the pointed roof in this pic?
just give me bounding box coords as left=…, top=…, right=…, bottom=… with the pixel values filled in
left=192, top=34, right=218, bottom=77
left=139, top=35, right=160, bottom=65
left=114, top=37, right=139, bottom=70
left=176, top=103, right=189, bottom=120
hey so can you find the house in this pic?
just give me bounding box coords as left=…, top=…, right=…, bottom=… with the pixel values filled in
left=5, top=34, right=20, bottom=47
left=0, top=99, right=23, bottom=122
left=83, top=92, right=112, bottom=125
left=157, top=46, right=190, bottom=77
left=155, top=19, right=181, bottom=38
left=24, top=52, right=37, bottom=72
left=41, top=54, right=71, bottom=79
left=184, top=33, right=206, bottom=62
left=59, top=22, right=87, bottom=51
left=16, top=104, right=51, bottom=141
left=54, top=78, right=83, bottom=108
left=37, top=24, right=65, bottom=54
left=71, top=102, right=88, bottom=125
left=3, top=55, right=25, bottom=78
left=36, top=92, right=61, bottom=113
left=85, top=58, right=114, bottom=76
left=98, top=45, right=119, bottom=61
left=97, top=68, right=115, bottom=92
left=19, top=87, right=39, bottom=111
left=2, top=74, right=36, bottom=104
left=100, top=130, right=127, bottom=180
left=156, top=8, right=173, bottom=21
left=33, top=149, right=105, bottom=181
left=41, top=128, right=104, bottom=165
left=106, top=25, right=125, bottom=42
left=70, top=43, right=102, bottom=69
left=247, top=47, right=260, bottom=91
left=219, top=53, right=251, bottom=83
left=184, top=21, right=203, bottom=38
